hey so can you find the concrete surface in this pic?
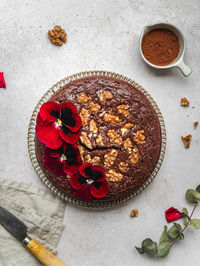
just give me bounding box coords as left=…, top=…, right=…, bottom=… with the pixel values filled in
left=0, top=0, right=200, bottom=265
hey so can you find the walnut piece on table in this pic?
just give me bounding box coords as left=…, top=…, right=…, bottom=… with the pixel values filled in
left=48, top=25, right=67, bottom=46
left=181, top=134, right=192, bottom=148
left=130, top=209, right=138, bottom=217
left=181, top=97, right=189, bottom=107
left=194, top=121, right=199, bottom=129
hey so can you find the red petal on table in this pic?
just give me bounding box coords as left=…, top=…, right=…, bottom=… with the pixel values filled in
left=90, top=179, right=109, bottom=199
left=36, top=121, right=63, bottom=149
left=165, top=207, right=185, bottom=223
left=0, top=73, right=6, bottom=88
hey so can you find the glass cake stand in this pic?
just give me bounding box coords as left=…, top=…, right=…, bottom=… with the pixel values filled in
left=28, top=71, right=166, bottom=209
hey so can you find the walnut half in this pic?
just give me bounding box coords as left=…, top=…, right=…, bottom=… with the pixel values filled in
left=134, top=130, right=146, bottom=145
left=80, top=132, right=93, bottom=149
left=118, top=162, right=129, bottom=173
left=106, top=170, right=123, bottom=182
left=117, top=105, right=130, bottom=117
left=107, top=130, right=123, bottom=146
left=104, top=149, right=118, bottom=167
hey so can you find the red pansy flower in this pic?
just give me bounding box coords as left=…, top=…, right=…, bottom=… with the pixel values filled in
left=165, top=207, right=185, bottom=223
left=70, top=163, right=109, bottom=201
left=36, top=101, right=82, bottom=149
left=0, top=73, right=6, bottom=88
left=44, top=143, right=82, bottom=175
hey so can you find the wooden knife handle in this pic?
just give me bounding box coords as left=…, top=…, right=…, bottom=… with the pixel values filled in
left=25, top=238, right=66, bottom=266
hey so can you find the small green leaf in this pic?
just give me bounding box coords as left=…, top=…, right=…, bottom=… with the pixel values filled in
left=142, top=238, right=157, bottom=256
left=159, top=226, right=169, bottom=243
left=183, top=217, right=188, bottom=226
left=190, top=219, right=200, bottom=230
left=185, top=189, right=200, bottom=203
left=174, top=223, right=182, bottom=233
left=135, top=246, right=145, bottom=254
left=182, top=207, right=188, bottom=216
left=177, top=233, right=184, bottom=240
left=157, top=241, right=173, bottom=258
left=168, top=224, right=179, bottom=239
left=196, top=185, right=200, bottom=193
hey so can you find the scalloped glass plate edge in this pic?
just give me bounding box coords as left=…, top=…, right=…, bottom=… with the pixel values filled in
left=28, top=70, right=166, bottom=209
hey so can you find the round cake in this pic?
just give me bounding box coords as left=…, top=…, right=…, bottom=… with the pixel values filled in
left=34, top=74, right=163, bottom=205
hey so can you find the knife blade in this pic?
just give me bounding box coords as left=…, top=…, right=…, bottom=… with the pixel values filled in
left=0, top=205, right=65, bottom=266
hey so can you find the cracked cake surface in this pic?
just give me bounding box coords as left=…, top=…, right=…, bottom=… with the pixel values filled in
left=35, top=76, right=162, bottom=203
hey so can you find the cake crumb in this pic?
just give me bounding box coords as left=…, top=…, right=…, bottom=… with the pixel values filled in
left=181, top=134, right=192, bottom=148
left=181, top=97, right=189, bottom=107
left=194, top=121, right=199, bottom=129
left=130, top=209, right=138, bottom=217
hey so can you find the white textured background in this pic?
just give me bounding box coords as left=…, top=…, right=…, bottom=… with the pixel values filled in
left=0, top=0, right=200, bottom=265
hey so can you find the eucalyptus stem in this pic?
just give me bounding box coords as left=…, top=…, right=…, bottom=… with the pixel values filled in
left=135, top=186, right=200, bottom=258
left=182, top=202, right=198, bottom=233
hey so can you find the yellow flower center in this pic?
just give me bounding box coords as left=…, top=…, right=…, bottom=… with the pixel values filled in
left=61, top=154, right=67, bottom=161
left=87, top=179, right=93, bottom=184
left=57, top=119, right=62, bottom=125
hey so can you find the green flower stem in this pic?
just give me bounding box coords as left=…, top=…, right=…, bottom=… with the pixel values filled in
left=182, top=202, right=198, bottom=233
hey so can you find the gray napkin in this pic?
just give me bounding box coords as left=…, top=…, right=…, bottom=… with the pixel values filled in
left=0, top=178, right=66, bottom=266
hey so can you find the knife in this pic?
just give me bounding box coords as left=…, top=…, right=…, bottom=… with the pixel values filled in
left=0, top=205, right=66, bottom=266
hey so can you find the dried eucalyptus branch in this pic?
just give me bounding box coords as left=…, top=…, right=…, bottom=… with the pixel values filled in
left=135, top=185, right=200, bottom=258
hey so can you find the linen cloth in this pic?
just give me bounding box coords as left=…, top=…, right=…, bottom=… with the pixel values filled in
left=0, top=178, right=66, bottom=266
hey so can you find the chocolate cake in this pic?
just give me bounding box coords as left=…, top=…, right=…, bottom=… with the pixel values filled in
left=35, top=75, right=162, bottom=204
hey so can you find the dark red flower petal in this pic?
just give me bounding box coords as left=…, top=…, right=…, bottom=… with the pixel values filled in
left=73, top=185, right=94, bottom=201
left=39, top=102, right=60, bottom=123
left=60, top=102, right=82, bottom=132
left=165, top=207, right=185, bottom=223
left=70, top=173, right=85, bottom=190
left=36, top=120, right=63, bottom=149
left=63, top=161, right=81, bottom=175
left=36, top=113, right=43, bottom=124
left=59, top=128, right=81, bottom=144
left=92, top=166, right=106, bottom=180
left=79, top=163, right=93, bottom=177
left=44, top=147, right=61, bottom=158
left=66, top=113, right=82, bottom=133
left=0, top=73, right=6, bottom=88
left=90, top=179, right=109, bottom=198
left=60, top=102, right=78, bottom=115
left=44, top=147, right=65, bottom=175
